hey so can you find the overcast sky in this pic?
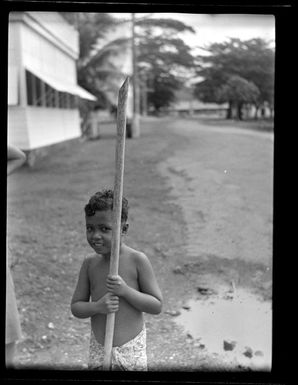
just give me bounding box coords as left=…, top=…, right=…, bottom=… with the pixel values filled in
left=110, top=13, right=275, bottom=53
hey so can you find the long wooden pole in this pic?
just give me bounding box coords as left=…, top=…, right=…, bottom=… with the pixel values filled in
left=131, top=13, right=140, bottom=138
left=103, top=77, right=129, bottom=370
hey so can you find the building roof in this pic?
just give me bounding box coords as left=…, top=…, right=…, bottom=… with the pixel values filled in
left=9, top=11, right=79, bottom=59
left=172, top=86, right=228, bottom=110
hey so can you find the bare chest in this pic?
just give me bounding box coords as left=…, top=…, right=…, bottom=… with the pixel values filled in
left=88, top=257, right=139, bottom=300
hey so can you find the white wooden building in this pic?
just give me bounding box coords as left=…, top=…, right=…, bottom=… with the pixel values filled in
left=7, top=12, right=96, bottom=153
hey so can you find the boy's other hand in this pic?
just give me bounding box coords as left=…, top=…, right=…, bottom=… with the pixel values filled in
left=106, top=275, right=128, bottom=297
left=97, top=293, right=119, bottom=314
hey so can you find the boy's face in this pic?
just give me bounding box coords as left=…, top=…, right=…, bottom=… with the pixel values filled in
left=86, top=210, right=127, bottom=257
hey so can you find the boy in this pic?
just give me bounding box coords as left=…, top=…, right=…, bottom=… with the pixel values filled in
left=71, top=189, right=163, bottom=371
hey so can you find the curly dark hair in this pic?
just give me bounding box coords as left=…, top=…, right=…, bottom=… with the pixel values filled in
left=84, top=189, right=129, bottom=222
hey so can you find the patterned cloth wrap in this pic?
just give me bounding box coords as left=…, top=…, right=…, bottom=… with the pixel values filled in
left=88, top=325, right=147, bottom=371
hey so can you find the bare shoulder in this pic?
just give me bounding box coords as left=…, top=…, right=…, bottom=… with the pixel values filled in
left=84, top=253, right=96, bottom=263
left=122, top=244, right=149, bottom=265
left=82, top=253, right=100, bottom=268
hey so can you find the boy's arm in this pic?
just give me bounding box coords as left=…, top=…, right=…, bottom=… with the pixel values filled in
left=7, top=145, right=26, bottom=175
left=71, top=257, right=119, bottom=318
left=106, top=253, right=163, bottom=314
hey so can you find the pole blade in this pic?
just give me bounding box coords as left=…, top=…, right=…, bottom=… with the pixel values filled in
left=102, top=77, right=129, bottom=370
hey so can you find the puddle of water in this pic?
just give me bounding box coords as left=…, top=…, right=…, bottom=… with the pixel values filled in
left=176, top=289, right=272, bottom=371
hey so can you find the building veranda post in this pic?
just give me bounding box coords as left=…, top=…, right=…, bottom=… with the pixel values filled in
left=8, top=12, right=96, bottom=165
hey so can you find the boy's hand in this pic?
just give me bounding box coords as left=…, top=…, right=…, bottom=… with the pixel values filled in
left=96, top=293, right=119, bottom=314
left=106, top=275, right=128, bottom=297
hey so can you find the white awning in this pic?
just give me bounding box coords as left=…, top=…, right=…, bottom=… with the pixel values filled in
left=24, top=65, right=97, bottom=101
left=73, top=86, right=98, bottom=101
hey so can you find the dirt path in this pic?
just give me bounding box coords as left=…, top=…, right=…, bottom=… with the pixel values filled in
left=7, top=117, right=273, bottom=372
left=155, top=118, right=273, bottom=370
left=158, top=118, right=273, bottom=266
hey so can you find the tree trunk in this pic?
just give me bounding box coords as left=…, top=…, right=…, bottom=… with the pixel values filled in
left=226, top=101, right=232, bottom=119
left=254, top=104, right=259, bottom=120
left=237, top=103, right=243, bottom=121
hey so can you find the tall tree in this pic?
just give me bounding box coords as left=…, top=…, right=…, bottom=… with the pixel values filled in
left=61, top=12, right=118, bottom=109
left=216, top=75, right=260, bottom=120
left=62, top=13, right=197, bottom=115
left=135, top=18, right=196, bottom=113
left=61, top=12, right=115, bottom=66
left=194, top=38, right=275, bottom=119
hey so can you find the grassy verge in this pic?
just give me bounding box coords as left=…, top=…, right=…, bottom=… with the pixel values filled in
left=197, top=117, right=274, bottom=132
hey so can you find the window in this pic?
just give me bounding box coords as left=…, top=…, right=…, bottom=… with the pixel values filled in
left=35, top=76, right=43, bottom=106
left=26, top=70, right=78, bottom=109
left=26, top=70, right=33, bottom=105
left=59, top=92, right=67, bottom=108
